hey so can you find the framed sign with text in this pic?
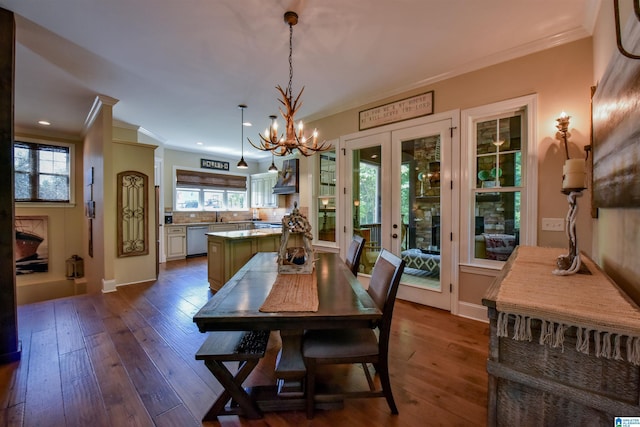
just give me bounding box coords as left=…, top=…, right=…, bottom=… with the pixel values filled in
left=359, top=91, right=434, bottom=130
left=201, top=158, right=230, bottom=171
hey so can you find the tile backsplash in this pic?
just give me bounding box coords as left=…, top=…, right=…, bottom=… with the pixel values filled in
left=167, top=194, right=303, bottom=224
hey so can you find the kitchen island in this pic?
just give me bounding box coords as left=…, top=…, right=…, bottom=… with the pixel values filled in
left=206, top=228, right=284, bottom=291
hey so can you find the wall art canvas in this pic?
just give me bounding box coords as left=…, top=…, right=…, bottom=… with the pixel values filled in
left=15, top=216, right=49, bottom=274
left=592, top=17, right=640, bottom=208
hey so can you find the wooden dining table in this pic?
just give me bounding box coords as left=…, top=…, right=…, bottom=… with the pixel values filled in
left=193, top=251, right=382, bottom=418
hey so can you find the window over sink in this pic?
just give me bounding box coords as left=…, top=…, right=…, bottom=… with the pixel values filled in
left=174, top=168, right=248, bottom=211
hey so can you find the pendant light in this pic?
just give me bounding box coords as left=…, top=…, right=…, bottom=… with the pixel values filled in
left=268, top=153, right=279, bottom=173
left=237, top=104, right=248, bottom=169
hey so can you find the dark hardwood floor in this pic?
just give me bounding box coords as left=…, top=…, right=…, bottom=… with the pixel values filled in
left=0, top=256, right=490, bottom=426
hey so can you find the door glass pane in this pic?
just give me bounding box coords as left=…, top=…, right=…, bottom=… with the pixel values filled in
left=353, top=146, right=381, bottom=274
left=400, top=135, right=441, bottom=289
left=318, top=151, right=336, bottom=242
left=474, top=191, right=520, bottom=260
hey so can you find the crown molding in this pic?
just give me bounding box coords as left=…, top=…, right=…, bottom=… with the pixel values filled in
left=82, top=94, right=119, bottom=136
left=304, top=26, right=592, bottom=123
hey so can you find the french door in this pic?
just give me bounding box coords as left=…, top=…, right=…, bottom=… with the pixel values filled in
left=342, top=118, right=453, bottom=311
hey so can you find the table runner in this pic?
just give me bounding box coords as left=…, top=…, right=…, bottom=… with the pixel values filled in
left=259, top=273, right=319, bottom=312
left=495, top=246, right=640, bottom=365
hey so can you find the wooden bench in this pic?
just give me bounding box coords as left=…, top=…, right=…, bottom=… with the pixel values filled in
left=196, top=330, right=270, bottom=420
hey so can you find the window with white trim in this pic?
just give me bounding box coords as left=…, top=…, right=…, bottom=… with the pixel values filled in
left=460, top=95, right=537, bottom=267
left=14, top=140, right=74, bottom=203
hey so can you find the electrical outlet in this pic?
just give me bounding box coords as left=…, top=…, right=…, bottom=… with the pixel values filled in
left=541, top=218, right=564, bottom=231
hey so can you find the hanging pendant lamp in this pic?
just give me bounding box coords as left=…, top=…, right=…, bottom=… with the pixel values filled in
left=268, top=152, right=278, bottom=173
left=237, top=104, right=248, bottom=169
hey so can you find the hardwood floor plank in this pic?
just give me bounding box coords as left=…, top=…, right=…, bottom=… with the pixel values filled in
left=0, top=401, right=23, bottom=427
left=153, top=404, right=200, bottom=427
left=23, top=328, right=64, bottom=427
left=73, top=295, right=106, bottom=337
left=54, top=298, right=85, bottom=355
left=17, top=300, right=56, bottom=334
left=117, top=285, right=215, bottom=384
left=130, top=324, right=221, bottom=420
left=0, top=360, right=24, bottom=411
left=9, top=257, right=490, bottom=426
left=84, top=331, right=154, bottom=426
left=102, top=314, right=183, bottom=417
left=59, top=349, right=110, bottom=427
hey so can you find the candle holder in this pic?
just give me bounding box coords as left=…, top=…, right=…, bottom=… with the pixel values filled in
left=553, top=189, right=585, bottom=275
left=552, top=113, right=589, bottom=276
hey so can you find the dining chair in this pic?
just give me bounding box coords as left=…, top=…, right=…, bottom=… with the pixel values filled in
left=302, top=249, right=405, bottom=419
left=345, top=234, right=366, bottom=276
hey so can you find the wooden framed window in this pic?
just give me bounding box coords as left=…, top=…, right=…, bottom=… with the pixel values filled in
left=14, top=140, right=73, bottom=203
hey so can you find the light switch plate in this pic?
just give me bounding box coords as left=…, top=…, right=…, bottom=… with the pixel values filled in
left=541, top=218, right=564, bottom=231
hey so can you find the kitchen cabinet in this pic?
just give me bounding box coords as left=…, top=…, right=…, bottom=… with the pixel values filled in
left=207, top=229, right=282, bottom=291
left=208, top=223, right=238, bottom=233
left=250, top=173, right=279, bottom=208
left=165, top=225, right=186, bottom=260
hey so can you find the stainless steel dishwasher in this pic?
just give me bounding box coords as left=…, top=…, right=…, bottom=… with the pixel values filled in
left=186, top=225, right=208, bottom=257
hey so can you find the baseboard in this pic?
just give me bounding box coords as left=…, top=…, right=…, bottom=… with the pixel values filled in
left=457, top=301, right=489, bottom=323
left=102, top=279, right=117, bottom=293
left=116, top=277, right=156, bottom=288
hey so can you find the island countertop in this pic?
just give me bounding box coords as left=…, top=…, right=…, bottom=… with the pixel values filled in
left=206, top=228, right=282, bottom=239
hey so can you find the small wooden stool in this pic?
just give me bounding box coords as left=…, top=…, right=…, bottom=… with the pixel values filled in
left=196, top=330, right=270, bottom=420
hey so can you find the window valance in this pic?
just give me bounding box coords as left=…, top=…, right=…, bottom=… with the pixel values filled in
left=176, top=169, right=246, bottom=190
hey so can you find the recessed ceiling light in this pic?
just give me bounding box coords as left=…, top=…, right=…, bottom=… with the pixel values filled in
left=38, top=120, right=51, bottom=126
left=243, top=122, right=252, bottom=127
left=196, top=141, right=204, bottom=145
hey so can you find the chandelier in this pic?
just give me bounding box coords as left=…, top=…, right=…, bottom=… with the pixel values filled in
left=249, top=11, right=331, bottom=157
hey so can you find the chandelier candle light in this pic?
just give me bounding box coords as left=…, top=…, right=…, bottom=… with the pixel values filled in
left=249, top=11, right=331, bottom=157
left=553, top=112, right=587, bottom=276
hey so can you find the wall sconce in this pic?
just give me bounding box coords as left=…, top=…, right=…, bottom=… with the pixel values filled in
left=555, top=112, right=587, bottom=191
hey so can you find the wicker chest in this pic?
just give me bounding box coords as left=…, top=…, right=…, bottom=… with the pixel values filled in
left=483, top=246, right=640, bottom=426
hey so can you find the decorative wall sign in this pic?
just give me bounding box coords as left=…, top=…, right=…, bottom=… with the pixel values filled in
left=359, top=91, right=434, bottom=130
left=117, top=171, right=149, bottom=257
left=592, top=19, right=640, bottom=208
left=201, top=158, right=230, bottom=171
left=15, top=216, right=48, bottom=274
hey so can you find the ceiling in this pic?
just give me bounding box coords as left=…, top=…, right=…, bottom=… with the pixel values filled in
left=0, top=0, right=599, bottom=161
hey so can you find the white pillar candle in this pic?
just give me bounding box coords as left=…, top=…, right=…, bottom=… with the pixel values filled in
left=562, top=159, right=586, bottom=189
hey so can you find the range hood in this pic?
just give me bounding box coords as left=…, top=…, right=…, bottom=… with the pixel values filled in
left=272, top=159, right=299, bottom=194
